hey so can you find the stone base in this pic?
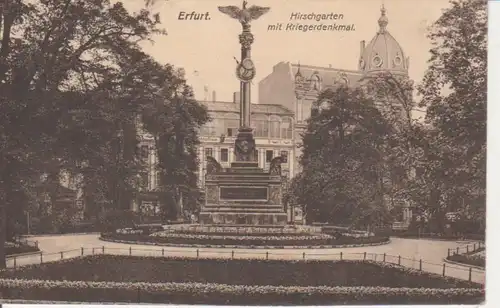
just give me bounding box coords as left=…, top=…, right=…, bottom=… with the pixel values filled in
left=199, top=212, right=287, bottom=225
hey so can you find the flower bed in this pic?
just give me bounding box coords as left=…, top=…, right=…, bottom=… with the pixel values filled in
left=102, top=231, right=389, bottom=247
left=0, top=255, right=484, bottom=304
left=5, top=243, right=40, bottom=256
left=447, top=248, right=485, bottom=268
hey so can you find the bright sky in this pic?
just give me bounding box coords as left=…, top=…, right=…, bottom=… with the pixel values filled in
left=124, top=0, right=450, bottom=109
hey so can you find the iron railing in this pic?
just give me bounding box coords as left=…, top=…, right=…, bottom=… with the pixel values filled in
left=5, top=245, right=485, bottom=284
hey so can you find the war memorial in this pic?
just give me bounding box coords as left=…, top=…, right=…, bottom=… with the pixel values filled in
left=199, top=1, right=288, bottom=225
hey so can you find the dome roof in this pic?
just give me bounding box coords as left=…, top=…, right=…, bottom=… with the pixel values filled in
left=358, top=6, right=408, bottom=74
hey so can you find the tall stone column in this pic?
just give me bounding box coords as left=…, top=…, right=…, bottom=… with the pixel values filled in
left=218, top=2, right=270, bottom=164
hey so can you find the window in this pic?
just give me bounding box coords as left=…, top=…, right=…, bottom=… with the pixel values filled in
left=311, top=74, right=321, bottom=91
left=205, top=148, right=213, bottom=158
left=269, top=116, right=280, bottom=138
left=224, top=119, right=239, bottom=137
left=140, top=146, right=149, bottom=160
left=280, top=151, right=288, bottom=163
left=155, top=171, right=161, bottom=187
left=251, top=115, right=269, bottom=138
left=140, top=172, right=149, bottom=190
left=220, top=148, right=229, bottom=162
left=266, top=150, right=274, bottom=163
left=281, top=117, right=293, bottom=139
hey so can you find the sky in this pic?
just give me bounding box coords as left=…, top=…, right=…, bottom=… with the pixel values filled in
left=123, top=0, right=451, bottom=106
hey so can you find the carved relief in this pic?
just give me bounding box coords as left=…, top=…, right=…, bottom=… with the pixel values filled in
left=205, top=185, right=218, bottom=203
left=206, top=156, right=223, bottom=174
left=268, top=185, right=282, bottom=204
left=269, top=156, right=284, bottom=175
left=239, top=32, right=254, bottom=48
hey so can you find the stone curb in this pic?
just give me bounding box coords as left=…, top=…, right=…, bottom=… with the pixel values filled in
left=22, top=232, right=101, bottom=237
left=393, top=236, right=484, bottom=243
left=443, top=257, right=485, bottom=271
left=99, top=237, right=391, bottom=249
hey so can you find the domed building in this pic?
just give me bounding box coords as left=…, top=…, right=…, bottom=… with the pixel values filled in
left=259, top=5, right=410, bottom=177
left=257, top=5, right=413, bottom=226
left=358, top=6, right=409, bottom=75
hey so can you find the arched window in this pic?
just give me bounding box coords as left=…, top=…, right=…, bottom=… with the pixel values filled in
left=311, top=74, right=321, bottom=91
left=251, top=114, right=269, bottom=138
left=269, top=116, right=280, bottom=139
left=281, top=117, right=293, bottom=139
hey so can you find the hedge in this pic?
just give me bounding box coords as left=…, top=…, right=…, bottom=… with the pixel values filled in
left=102, top=232, right=389, bottom=247
left=447, top=248, right=485, bottom=268
left=5, top=244, right=40, bottom=256
left=0, top=279, right=484, bottom=304
left=0, top=255, right=484, bottom=304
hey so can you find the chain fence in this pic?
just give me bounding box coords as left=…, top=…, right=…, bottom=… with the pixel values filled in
left=4, top=245, right=485, bottom=284
left=448, top=242, right=484, bottom=257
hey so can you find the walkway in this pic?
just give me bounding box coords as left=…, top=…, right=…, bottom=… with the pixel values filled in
left=7, top=234, right=485, bottom=284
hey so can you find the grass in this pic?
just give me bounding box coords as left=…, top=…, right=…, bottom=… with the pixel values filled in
left=0, top=255, right=484, bottom=305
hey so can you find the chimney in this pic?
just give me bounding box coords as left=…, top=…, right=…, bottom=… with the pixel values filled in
left=212, top=90, right=216, bottom=102
left=233, top=92, right=240, bottom=104
left=328, top=64, right=332, bottom=68
left=360, top=40, right=365, bottom=58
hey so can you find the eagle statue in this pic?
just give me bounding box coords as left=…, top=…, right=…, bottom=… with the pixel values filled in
left=218, top=0, right=270, bottom=25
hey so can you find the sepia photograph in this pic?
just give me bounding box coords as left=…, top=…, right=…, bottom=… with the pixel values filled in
left=0, top=0, right=487, bottom=305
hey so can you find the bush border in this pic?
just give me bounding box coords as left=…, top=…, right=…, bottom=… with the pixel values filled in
left=99, top=235, right=391, bottom=249
left=443, top=257, right=485, bottom=270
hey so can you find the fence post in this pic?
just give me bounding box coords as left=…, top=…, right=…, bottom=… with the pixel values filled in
left=266, top=251, right=269, bottom=260
left=35, top=241, right=39, bottom=249
left=231, top=250, right=234, bottom=259
left=383, top=253, right=386, bottom=262
left=473, top=243, right=476, bottom=251
left=419, top=259, right=422, bottom=271
left=447, top=248, right=450, bottom=257
left=81, top=247, right=84, bottom=256
left=363, top=252, right=366, bottom=260
left=92, top=248, right=95, bottom=255
left=467, top=245, right=469, bottom=253
left=102, top=246, right=105, bottom=254
left=340, top=252, right=343, bottom=260
left=129, top=246, right=132, bottom=256
left=40, top=252, right=43, bottom=264
left=398, top=255, right=401, bottom=265
left=13, top=256, right=16, bottom=270
left=196, top=249, right=199, bottom=259
left=60, top=251, right=63, bottom=259
left=162, top=248, right=164, bottom=256
left=442, top=263, right=446, bottom=276
left=469, top=267, right=472, bottom=282
left=302, top=252, right=305, bottom=260
left=456, top=247, right=459, bottom=255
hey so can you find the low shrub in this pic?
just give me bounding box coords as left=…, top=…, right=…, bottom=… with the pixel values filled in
left=0, top=255, right=484, bottom=304
left=5, top=243, right=39, bottom=256
left=102, top=232, right=389, bottom=247
left=447, top=249, right=485, bottom=268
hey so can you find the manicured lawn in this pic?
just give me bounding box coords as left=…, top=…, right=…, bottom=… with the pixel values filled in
left=0, top=255, right=484, bottom=304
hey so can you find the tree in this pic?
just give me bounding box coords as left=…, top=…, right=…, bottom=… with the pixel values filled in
left=417, top=0, right=486, bottom=230
left=0, top=0, right=163, bottom=267
left=142, top=68, right=209, bottom=220
left=294, top=86, right=392, bottom=227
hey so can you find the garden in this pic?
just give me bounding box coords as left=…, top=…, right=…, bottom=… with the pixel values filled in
left=100, top=224, right=390, bottom=248
left=447, top=247, right=485, bottom=268
left=0, top=255, right=484, bottom=304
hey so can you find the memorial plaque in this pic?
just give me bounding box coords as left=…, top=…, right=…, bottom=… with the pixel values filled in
left=220, top=187, right=268, bottom=200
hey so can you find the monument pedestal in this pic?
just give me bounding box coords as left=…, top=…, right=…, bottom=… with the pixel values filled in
left=200, top=161, right=287, bottom=225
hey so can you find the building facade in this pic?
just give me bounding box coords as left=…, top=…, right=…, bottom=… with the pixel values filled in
left=134, top=6, right=413, bottom=225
